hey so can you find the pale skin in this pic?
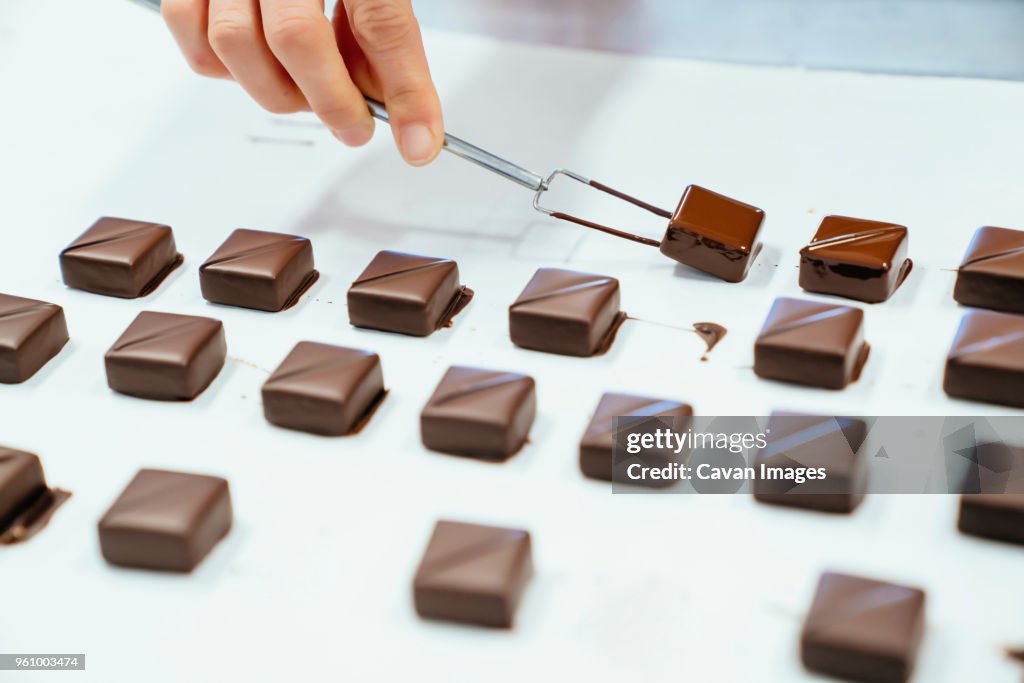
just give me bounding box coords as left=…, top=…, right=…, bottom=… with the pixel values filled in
left=162, top=0, right=444, bottom=166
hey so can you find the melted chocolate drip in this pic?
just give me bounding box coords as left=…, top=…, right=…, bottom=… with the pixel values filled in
left=693, top=322, right=728, bottom=361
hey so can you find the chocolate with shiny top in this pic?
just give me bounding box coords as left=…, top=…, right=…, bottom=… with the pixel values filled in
left=754, top=297, right=870, bottom=390
left=199, top=229, right=318, bottom=312
left=60, top=217, right=182, bottom=298
left=98, top=468, right=232, bottom=572
left=509, top=268, right=623, bottom=357
left=0, top=447, right=46, bottom=530
left=943, top=309, right=1024, bottom=408
left=799, top=215, right=912, bottom=303
left=954, top=225, right=1024, bottom=314
left=262, top=342, right=384, bottom=436
left=660, top=185, right=765, bottom=282
left=413, top=520, right=533, bottom=628
left=0, top=293, right=69, bottom=383
left=420, top=366, right=536, bottom=460
left=104, top=311, right=226, bottom=400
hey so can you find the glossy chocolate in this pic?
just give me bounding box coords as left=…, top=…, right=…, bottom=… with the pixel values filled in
left=801, top=571, right=926, bottom=683
left=199, top=228, right=318, bottom=312
left=509, top=268, right=624, bottom=357
left=754, top=297, right=869, bottom=390
left=413, top=520, right=533, bottom=628
left=347, top=251, right=472, bottom=337
left=420, top=366, right=536, bottom=460
left=0, top=447, right=46, bottom=531
left=660, top=184, right=765, bottom=282
left=60, top=217, right=182, bottom=298
left=98, top=468, right=232, bottom=572
left=104, top=311, right=226, bottom=400
left=799, top=215, right=912, bottom=303
left=693, top=321, right=728, bottom=360
left=262, top=342, right=384, bottom=436
left=0, top=293, right=69, bottom=383
left=943, top=309, right=1024, bottom=408
left=954, top=225, right=1024, bottom=314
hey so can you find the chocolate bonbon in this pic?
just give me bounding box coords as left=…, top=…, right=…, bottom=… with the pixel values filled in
left=509, top=268, right=624, bottom=357
left=347, top=250, right=472, bottom=337
left=199, top=228, right=318, bottom=312
left=0, top=447, right=70, bottom=544
left=412, top=519, right=533, bottom=628
left=801, top=571, right=926, bottom=683
left=262, top=342, right=385, bottom=436
left=754, top=297, right=869, bottom=390
left=659, top=184, right=765, bottom=282
left=420, top=366, right=536, bottom=460
left=943, top=309, right=1024, bottom=408
left=59, top=217, right=182, bottom=298
left=959, top=493, right=1024, bottom=545
left=104, top=311, right=226, bottom=400
left=954, top=225, right=1024, bottom=314
left=0, top=293, right=69, bottom=383
left=799, top=215, right=912, bottom=303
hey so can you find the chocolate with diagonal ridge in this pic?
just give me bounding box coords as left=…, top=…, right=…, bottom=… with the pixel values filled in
left=799, top=215, right=912, bottom=303
left=0, top=293, right=69, bottom=383
left=954, top=226, right=1024, bottom=314
left=944, top=309, right=1024, bottom=407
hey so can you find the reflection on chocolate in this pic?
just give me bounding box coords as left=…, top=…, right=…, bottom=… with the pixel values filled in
left=692, top=321, right=727, bottom=361
left=943, top=309, right=1024, bottom=408
left=104, top=311, right=226, bottom=400
left=199, top=229, right=318, bottom=312
left=799, top=215, right=912, bottom=303
left=413, top=520, right=533, bottom=628
left=60, top=217, right=183, bottom=298
left=660, top=185, right=765, bottom=282
left=0, top=293, right=69, bottom=384
left=98, top=468, right=232, bottom=572
left=801, top=571, right=926, bottom=683
left=954, top=225, right=1024, bottom=314
left=754, top=298, right=870, bottom=390
left=509, top=268, right=624, bottom=357
left=0, top=447, right=71, bottom=545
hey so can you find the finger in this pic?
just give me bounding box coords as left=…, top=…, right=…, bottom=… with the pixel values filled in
left=340, top=0, right=443, bottom=166
left=207, top=0, right=307, bottom=113
left=162, top=0, right=231, bottom=78
left=261, top=0, right=375, bottom=145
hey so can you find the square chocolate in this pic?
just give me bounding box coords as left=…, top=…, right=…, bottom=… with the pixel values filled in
left=579, top=392, right=692, bottom=482
left=943, top=309, right=1024, bottom=408
left=104, top=311, right=226, bottom=400
left=509, top=268, right=624, bottom=357
left=799, top=215, right=912, bottom=303
left=0, top=293, right=69, bottom=384
left=98, top=468, right=232, bottom=572
left=420, top=366, right=536, bottom=460
left=801, top=571, right=926, bottom=683
left=262, top=342, right=384, bottom=436
left=413, top=519, right=533, bottom=628
left=754, top=413, right=868, bottom=513
left=60, top=217, right=182, bottom=298
left=659, top=184, right=765, bottom=282
left=199, top=228, right=318, bottom=312
left=954, top=225, right=1024, bottom=314
left=754, top=297, right=870, bottom=390
left=347, top=250, right=471, bottom=337
left=0, top=447, right=46, bottom=530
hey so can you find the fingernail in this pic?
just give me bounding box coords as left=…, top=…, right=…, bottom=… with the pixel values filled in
left=400, top=124, right=437, bottom=166
left=332, top=120, right=374, bottom=147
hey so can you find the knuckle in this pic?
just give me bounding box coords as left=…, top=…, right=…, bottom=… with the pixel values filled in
left=208, top=12, right=256, bottom=52
left=266, top=10, right=321, bottom=52
left=350, top=1, right=414, bottom=51
left=188, top=52, right=225, bottom=77
left=316, top=101, right=367, bottom=127
left=261, top=90, right=305, bottom=115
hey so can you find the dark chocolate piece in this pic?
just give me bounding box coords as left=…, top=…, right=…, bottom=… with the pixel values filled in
left=199, top=228, right=318, bottom=312
left=579, top=392, right=693, bottom=482
left=104, top=311, right=226, bottom=400
left=509, top=268, right=623, bottom=357
left=0, top=293, right=69, bottom=383
left=0, top=447, right=46, bottom=531
left=754, top=297, right=870, bottom=390
left=799, top=215, right=912, bottom=303
left=954, top=225, right=1024, bottom=314
left=801, top=571, right=926, bottom=683
left=754, top=413, right=868, bottom=513
left=959, top=494, right=1024, bottom=545
left=660, top=184, right=765, bottom=282
left=413, top=519, right=533, bottom=628
left=347, top=250, right=472, bottom=337
left=262, top=342, right=384, bottom=436
left=420, top=366, right=536, bottom=460
left=98, top=468, right=232, bottom=572
left=59, top=217, right=182, bottom=298
left=943, top=309, right=1024, bottom=408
